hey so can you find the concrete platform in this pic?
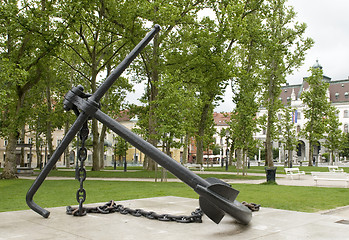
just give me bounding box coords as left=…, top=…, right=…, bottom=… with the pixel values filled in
left=1, top=196, right=349, bottom=240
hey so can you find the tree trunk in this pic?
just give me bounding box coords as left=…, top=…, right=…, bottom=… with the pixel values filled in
left=91, top=63, right=100, bottom=171
left=92, top=119, right=100, bottom=171
left=265, top=105, right=275, bottom=167
left=99, top=124, right=107, bottom=169
left=20, top=127, right=25, bottom=167
left=1, top=132, right=18, bottom=179
left=146, top=32, right=160, bottom=171
left=182, top=133, right=189, bottom=164
left=64, top=120, right=70, bottom=168
left=236, top=148, right=243, bottom=175
left=46, top=84, right=55, bottom=168
left=196, top=103, right=212, bottom=165
left=329, top=150, right=334, bottom=165
left=308, top=142, right=313, bottom=167
left=35, top=132, right=42, bottom=168
left=2, top=84, right=27, bottom=178
left=288, top=149, right=293, bottom=168
left=242, top=148, right=247, bottom=176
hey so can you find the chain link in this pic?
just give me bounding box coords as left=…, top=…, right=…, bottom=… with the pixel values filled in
left=242, top=201, right=261, bottom=211
left=67, top=200, right=203, bottom=223
left=74, top=121, right=89, bottom=216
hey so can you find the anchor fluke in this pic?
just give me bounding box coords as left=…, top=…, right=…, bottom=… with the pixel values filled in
left=196, top=178, right=252, bottom=225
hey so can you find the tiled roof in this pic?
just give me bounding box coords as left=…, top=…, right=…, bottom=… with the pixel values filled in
left=329, top=80, right=349, bottom=103
left=279, top=84, right=302, bottom=104
left=280, top=77, right=349, bottom=104
left=213, top=112, right=231, bottom=126
left=115, top=110, right=132, bottom=122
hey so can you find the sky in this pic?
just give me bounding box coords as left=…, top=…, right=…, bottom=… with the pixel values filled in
left=126, top=0, right=349, bottom=112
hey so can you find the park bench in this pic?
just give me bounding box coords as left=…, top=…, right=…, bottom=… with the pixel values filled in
left=284, top=167, right=305, bottom=180
left=311, top=172, right=349, bottom=187
left=17, top=167, right=34, bottom=175
left=184, top=163, right=204, bottom=171
left=328, top=166, right=344, bottom=173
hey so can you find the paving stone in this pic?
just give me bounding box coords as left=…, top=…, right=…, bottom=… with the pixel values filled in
left=1, top=196, right=348, bottom=240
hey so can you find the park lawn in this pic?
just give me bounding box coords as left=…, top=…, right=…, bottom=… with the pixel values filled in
left=1, top=179, right=349, bottom=214
left=43, top=169, right=265, bottom=180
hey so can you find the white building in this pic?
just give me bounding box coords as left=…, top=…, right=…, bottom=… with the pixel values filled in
left=256, top=61, right=349, bottom=164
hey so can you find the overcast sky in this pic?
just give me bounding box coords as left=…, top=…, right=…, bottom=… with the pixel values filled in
left=216, top=0, right=349, bottom=112
left=127, top=0, right=349, bottom=112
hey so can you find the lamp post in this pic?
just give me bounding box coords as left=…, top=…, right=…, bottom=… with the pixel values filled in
left=130, top=116, right=138, bottom=165
left=225, top=129, right=230, bottom=171
left=123, top=141, right=127, bottom=172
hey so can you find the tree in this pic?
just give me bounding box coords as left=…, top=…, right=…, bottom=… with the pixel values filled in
left=230, top=2, right=263, bottom=175
left=279, top=106, right=298, bottom=167
left=260, top=0, right=313, bottom=167
left=0, top=0, right=68, bottom=178
left=131, top=0, right=205, bottom=170
left=56, top=0, right=139, bottom=171
left=114, top=135, right=129, bottom=166
left=323, top=106, right=342, bottom=165
left=301, top=66, right=331, bottom=166
left=339, top=133, right=349, bottom=159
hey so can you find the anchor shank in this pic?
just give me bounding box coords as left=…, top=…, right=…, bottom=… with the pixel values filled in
left=90, top=25, right=160, bottom=103
left=94, top=109, right=210, bottom=190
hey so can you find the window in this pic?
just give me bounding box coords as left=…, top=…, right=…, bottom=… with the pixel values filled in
left=4, top=140, right=7, bottom=147
left=297, top=111, right=301, bottom=120
left=344, top=110, right=349, bottom=118
left=345, top=92, right=349, bottom=99
left=335, top=93, right=339, bottom=99
left=344, top=124, right=348, bottom=133
left=28, top=138, right=32, bottom=144
left=297, top=125, right=301, bottom=133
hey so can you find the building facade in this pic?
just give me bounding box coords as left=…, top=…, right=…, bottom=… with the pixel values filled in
left=0, top=111, right=184, bottom=168
left=255, top=61, right=349, bottom=164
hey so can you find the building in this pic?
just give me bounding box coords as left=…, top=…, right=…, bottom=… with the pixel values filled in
left=0, top=110, right=184, bottom=168
left=188, top=112, right=231, bottom=165
left=256, top=61, right=349, bottom=163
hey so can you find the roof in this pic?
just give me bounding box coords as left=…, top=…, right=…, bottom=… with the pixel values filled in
left=329, top=79, right=349, bottom=103
left=213, top=112, right=230, bottom=126
left=280, top=77, right=349, bottom=104
left=115, top=110, right=132, bottom=122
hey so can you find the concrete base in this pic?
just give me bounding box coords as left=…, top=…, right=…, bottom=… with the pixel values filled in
left=1, top=196, right=348, bottom=240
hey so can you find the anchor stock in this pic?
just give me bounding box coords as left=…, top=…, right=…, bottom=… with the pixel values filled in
left=26, top=24, right=252, bottom=225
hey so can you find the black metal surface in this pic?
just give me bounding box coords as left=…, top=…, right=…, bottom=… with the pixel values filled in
left=26, top=25, right=161, bottom=219
left=66, top=200, right=203, bottom=223
left=75, top=120, right=89, bottom=216
left=26, top=24, right=252, bottom=225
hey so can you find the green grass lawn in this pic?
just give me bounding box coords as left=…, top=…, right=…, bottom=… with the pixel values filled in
left=43, top=169, right=265, bottom=180
left=1, top=179, right=349, bottom=214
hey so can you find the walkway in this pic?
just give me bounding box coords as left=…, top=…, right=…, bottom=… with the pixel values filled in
left=1, top=196, right=349, bottom=240
left=20, top=169, right=349, bottom=188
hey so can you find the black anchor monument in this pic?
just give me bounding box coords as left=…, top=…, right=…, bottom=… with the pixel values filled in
left=26, top=25, right=252, bottom=225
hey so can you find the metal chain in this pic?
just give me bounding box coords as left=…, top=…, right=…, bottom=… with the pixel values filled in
left=242, top=201, right=261, bottom=212
left=74, top=121, right=89, bottom=216
left=67, top=200, right=203, bottom=223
